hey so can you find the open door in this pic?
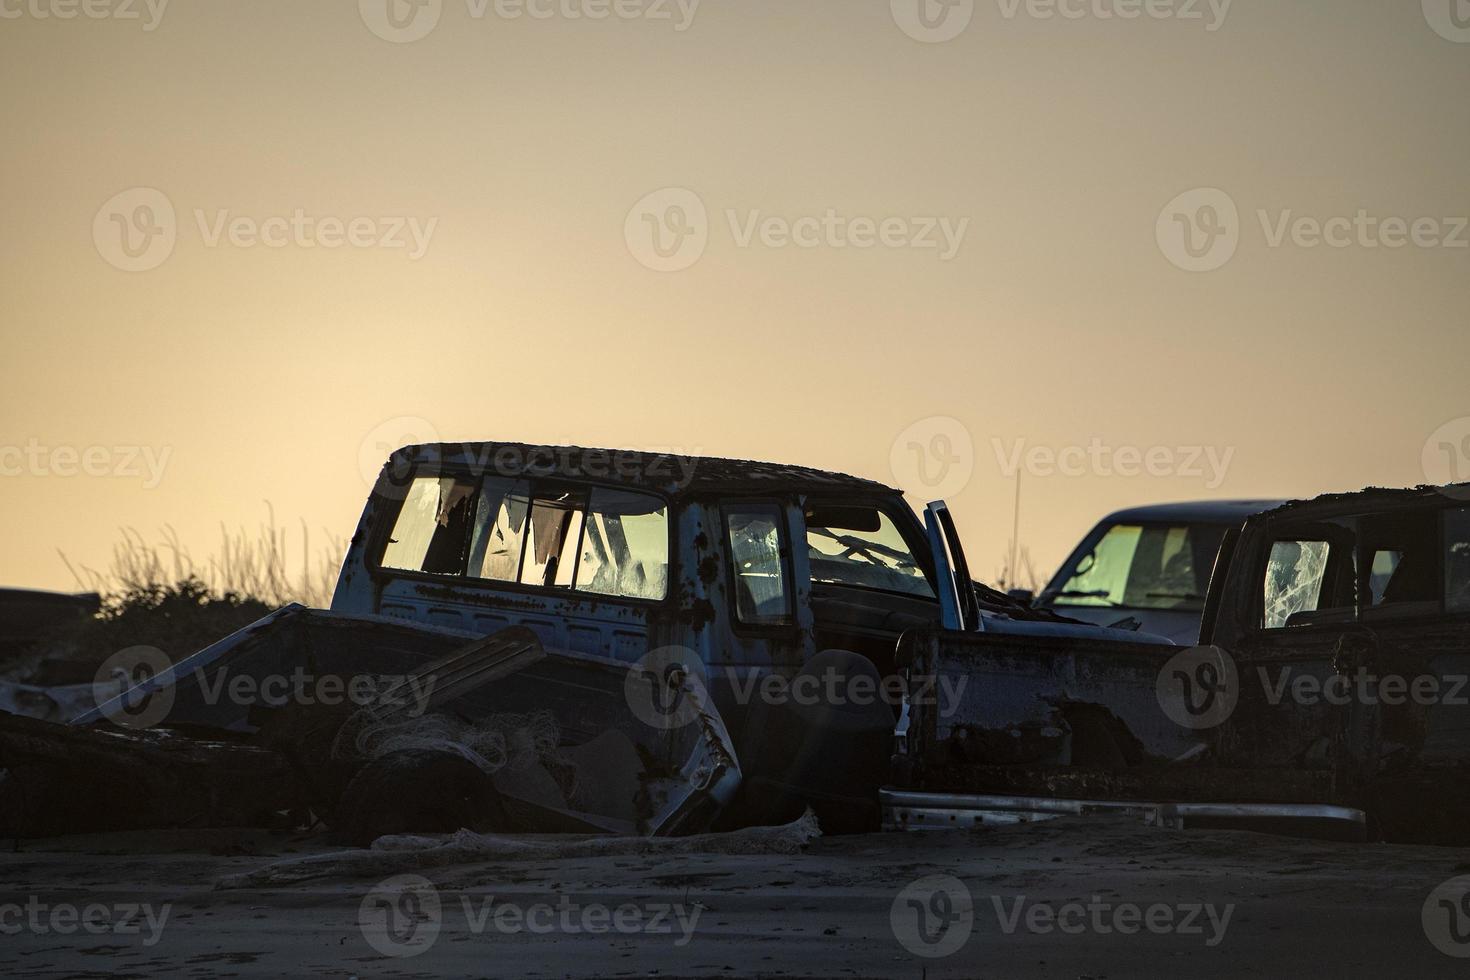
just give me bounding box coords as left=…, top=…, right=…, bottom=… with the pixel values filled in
left=924, top=501, right=980, bottom=632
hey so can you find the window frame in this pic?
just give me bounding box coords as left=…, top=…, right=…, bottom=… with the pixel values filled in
left=1042, top=519, right=1230, bottom=614
left=570, top=486, right=676, bottom=602
left=1445, top=506, right=1470, bottom=616
left=801, top=495, right=940, bottom=602
left=1248, top=505, right=1470, bottom=633
left=1258, top=536, right=1338, bottom=630
left=721, top=498, right=797, bottom=631
left=368, top=465, right=676, bottom=608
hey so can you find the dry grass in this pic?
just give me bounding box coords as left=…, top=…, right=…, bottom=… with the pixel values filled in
left=62, top=506, right=344, bottom=611
left=994, top=543, right=1047, bottom=595
left=12, top=510, right=348, bottom=681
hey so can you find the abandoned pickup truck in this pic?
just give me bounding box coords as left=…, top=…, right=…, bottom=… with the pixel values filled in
left=0, top=442, right=1155, bottom=841
left=885, top=484, right=1470, bottom=843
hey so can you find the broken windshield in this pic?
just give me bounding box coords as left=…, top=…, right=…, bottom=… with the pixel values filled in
left=805, top=506, right=933, bottom=598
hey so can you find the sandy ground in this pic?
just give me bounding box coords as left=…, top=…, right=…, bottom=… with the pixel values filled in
left=3, top=816, right=1470, bottom=979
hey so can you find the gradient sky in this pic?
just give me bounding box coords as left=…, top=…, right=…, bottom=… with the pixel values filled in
left=2, top=0, right=1467, bottom=594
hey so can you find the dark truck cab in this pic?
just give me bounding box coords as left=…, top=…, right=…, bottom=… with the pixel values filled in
left=886, top=485, right=1470, bottom=843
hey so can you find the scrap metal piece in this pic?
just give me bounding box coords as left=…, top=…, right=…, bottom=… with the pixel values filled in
left=880, top=788, right=1368, bottom=841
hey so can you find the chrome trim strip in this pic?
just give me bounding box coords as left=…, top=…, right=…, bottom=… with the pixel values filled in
left=880, top=788, right=1367, bottom=834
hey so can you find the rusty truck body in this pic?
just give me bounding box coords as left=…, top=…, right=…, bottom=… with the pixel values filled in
left=885, top=485, right=1470, bottom=843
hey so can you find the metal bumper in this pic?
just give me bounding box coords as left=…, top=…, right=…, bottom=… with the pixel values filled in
left=880, top=788, right=1369, bottom=841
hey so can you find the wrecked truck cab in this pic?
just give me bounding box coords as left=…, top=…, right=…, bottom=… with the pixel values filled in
left=886, top=484, right=1470, bottom=844
left=326, top=442, right=1153, bottom=832
left=326, top=443, right=956, bottom=831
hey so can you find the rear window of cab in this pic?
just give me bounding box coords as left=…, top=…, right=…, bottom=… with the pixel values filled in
left=379, top=473, right=670, bottom=601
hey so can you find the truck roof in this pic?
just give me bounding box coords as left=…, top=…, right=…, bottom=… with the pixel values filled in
left=1256, top=484, right=1468, bottom=521
left=1100, top=499, right=1285, bottom=525
left=390, top=442, right=897, bottom=498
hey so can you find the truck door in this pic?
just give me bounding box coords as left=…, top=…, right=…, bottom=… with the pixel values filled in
left=1350, top=503, right=1470, bottom=841
left=1222, top=517, right=1362, bottom=794
left=924, top=501, right=978, bottom=631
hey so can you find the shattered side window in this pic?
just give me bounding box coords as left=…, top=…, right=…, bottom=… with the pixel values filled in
left=1446, top=509, right=1470, bottom=614
left=1367, top=549, right=1403, bottom=607
left=467, top=477, right=531, bottom=583
left=576, top=489, right=669, bottom=601
left=381, top=475, right=477, bottom=575
left=726, top=503, right=792, bottom=625
left=1262, top=539, right=1332, bottom=629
